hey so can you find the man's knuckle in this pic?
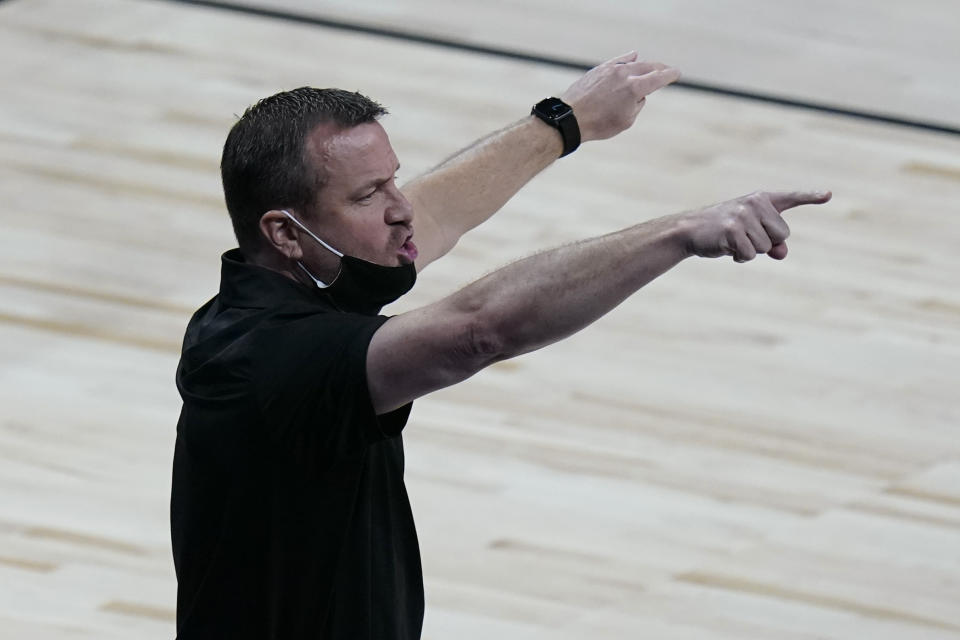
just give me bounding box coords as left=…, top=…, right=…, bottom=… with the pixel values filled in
left=721, top=221, right=741, bottom=242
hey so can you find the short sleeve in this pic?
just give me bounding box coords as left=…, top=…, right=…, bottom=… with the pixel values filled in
left=253, top=310, right=411, bottom=459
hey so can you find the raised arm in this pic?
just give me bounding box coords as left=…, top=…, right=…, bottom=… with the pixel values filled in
left=406, top=52, right=681, bottom=270
left=369, top=190, right=831, bottom=414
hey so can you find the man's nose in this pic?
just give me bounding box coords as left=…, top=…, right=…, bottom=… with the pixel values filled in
left=384, top=185, right=414, bottom=225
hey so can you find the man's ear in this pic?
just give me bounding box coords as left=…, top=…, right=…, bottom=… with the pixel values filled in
left=259, top=210, right=303, bottom=260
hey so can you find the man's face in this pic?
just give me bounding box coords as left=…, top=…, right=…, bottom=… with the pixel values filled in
left=300, top=121, right=417, bottom=271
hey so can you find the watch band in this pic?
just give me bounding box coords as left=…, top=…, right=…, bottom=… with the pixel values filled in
left=531, top=97, right=581, bottom=157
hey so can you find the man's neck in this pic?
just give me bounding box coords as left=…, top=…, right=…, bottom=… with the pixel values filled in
left=244, top=246, right=336, bottom=289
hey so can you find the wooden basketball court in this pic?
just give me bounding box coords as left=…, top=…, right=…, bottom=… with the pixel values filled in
left=1, top=0, right=958, bottom=637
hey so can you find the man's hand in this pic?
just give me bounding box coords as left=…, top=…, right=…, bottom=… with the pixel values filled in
left=561, top=51, right=681, bottom=142
left=679, top=191, right=833, bottom=262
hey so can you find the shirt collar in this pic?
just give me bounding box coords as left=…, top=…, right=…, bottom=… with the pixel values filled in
left=218, top=248, right=334, bottom=310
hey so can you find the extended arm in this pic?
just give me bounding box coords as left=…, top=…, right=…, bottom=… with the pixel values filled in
left=368, top=190, right=831, bottom=414
left=406, top=52, right=681, bottom=270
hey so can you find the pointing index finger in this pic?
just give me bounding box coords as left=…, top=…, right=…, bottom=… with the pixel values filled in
left=768, top=190, right=833, bottom=213
left=607, top=50, right=639, bottom=65
left=620, top=60, right=668, bottom=75
left=632, top=67, right=682, bottom=95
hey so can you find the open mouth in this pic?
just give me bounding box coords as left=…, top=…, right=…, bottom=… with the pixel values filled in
left=399, top=236, right=419, bottom=263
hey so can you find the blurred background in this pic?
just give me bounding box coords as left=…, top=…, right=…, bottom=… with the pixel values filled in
left=1, top=0, right=958, bottom=638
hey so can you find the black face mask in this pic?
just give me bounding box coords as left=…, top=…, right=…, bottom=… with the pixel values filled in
left=313, top=255, right=416, bottom=315
left=281, top=210, right=416, bottom=315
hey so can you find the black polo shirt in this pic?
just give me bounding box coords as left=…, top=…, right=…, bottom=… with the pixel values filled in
left=171, top=249, right=423, bottom=639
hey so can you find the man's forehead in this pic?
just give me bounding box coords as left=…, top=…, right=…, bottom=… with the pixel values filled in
left=306, top=121, right=398, bottom=181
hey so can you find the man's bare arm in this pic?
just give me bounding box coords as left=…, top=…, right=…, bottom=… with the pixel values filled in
left=368, top=190, right=831, bottom=414
left=406, top=52, right=681, bottom=270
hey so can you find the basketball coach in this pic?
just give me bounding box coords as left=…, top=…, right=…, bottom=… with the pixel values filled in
left=171, top=52, right=830, bottom=639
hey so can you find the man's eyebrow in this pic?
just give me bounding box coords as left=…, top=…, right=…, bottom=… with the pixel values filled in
left=351, top=164, right=401, bottom=196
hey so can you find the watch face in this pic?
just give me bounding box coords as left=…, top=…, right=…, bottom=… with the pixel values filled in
left=535, top=97, right=571, bottom=119
left=531, top=97, right=580, bottom=157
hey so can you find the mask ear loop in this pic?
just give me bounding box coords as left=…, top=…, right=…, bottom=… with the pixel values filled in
left=279, top=209, right=344, bottom=288
left=280, top=210, right=343, bottom=257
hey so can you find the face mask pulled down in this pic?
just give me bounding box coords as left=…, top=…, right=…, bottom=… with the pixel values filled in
left=281, top=210, right=416, bottom=315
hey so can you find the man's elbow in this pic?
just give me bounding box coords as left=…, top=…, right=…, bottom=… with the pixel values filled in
left=452, top=289, right=539, bottom=370
left=460, top=317, right=507, bottom=369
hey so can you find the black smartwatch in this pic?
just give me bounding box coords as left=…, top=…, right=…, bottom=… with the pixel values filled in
left=531, top=97, right=580, bottom=157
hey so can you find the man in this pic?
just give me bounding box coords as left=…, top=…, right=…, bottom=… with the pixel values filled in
left=171, top=51, right=830, bottom=639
